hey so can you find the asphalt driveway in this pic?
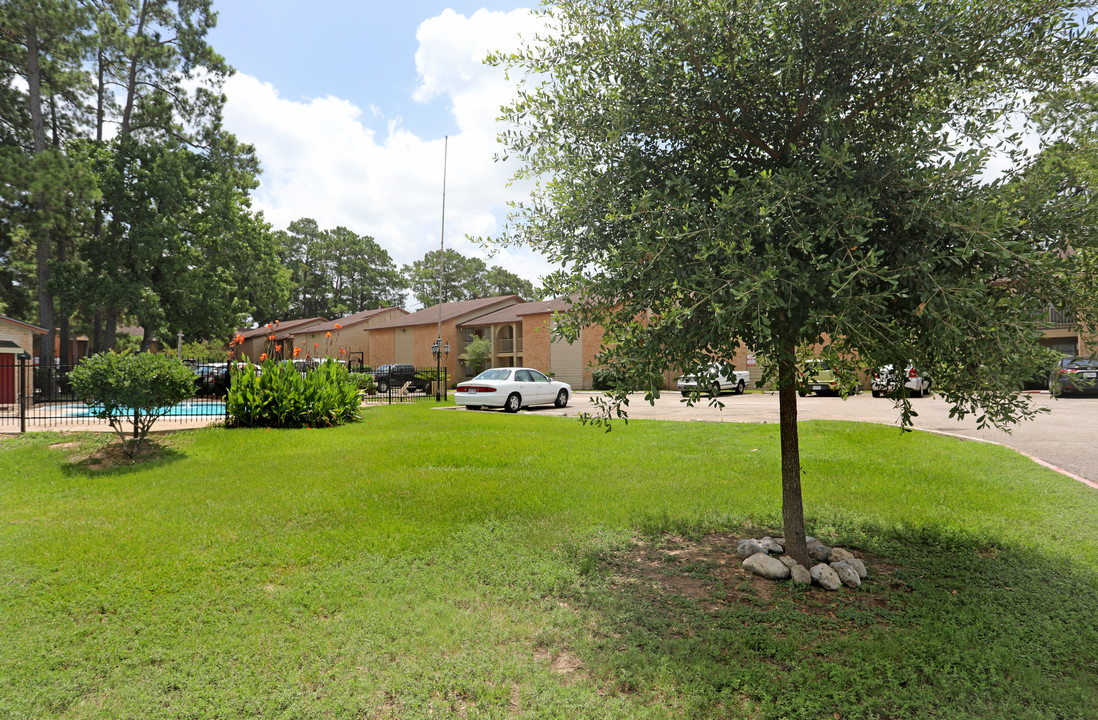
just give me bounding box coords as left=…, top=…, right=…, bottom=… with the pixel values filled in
left=530, top=390, right=1098, bottom=487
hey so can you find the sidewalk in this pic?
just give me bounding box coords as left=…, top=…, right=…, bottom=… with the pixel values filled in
left=532, top=390, right=1098, bottom=487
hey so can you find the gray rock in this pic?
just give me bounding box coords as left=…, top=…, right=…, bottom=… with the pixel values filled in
left=777, top=555, right=799, bottom=569
left=810, top=563, right=842, bottom=590
left=807, top=543, right=832, bottom=563
left=805, top=536, right=820, bottom=546
left=848, top=558, right=867, bottom=578
left=759, top=536, right=784, bottom=554
left=790, top=564, right=812, bottom=584
left=737, top=539, right=767, bottom=559
left=742, top=553, right=791, bottom=580
left=830, top=547, right=855, bottom=563
left=831, top=561, right=862, bottom=588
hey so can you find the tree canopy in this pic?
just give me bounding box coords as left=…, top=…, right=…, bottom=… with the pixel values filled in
left=275, top=218, right=406, bottom=320
left=494, top=0, right=1098, bottom=563
left=0, top=0, right=285, bottom=351
left=403, top=248, right=542, bottom=308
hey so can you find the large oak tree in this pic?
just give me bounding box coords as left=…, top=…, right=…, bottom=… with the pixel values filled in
left=494, top=0, right=1098, bottom=564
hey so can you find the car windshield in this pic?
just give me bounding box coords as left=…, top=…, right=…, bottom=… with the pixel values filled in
left=474, top=369, right=512, bottom=382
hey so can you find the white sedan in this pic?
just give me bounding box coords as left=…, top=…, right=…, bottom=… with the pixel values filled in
left=455, top=367, right=572, bottom=412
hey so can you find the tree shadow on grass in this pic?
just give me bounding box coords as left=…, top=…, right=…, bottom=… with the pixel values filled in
left=59, top=437, right=186, bottom=476
left=563, top=524, right=1098, bottom=720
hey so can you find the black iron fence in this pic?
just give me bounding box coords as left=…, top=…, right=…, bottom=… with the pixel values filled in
left=1, top=357, right=448, bottom=433
left=359, top=366, right=449, bottom=405
left=0, top=358, right=228, bottom=433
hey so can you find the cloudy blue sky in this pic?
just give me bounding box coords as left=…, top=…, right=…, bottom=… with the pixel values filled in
left=205, top=2, right=547, bottom=308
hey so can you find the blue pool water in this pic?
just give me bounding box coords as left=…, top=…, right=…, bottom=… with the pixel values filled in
left=67, top=400, right=226, bottom=418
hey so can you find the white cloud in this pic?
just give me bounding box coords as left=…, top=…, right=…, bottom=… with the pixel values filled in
left=220, top=8, right=549, bottom=308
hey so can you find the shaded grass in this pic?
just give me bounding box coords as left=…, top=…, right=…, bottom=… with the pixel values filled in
left=1, top=406, right=1097, bottom=718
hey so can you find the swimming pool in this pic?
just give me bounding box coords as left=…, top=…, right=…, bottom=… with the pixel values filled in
left=66, top=400, right=226, bottom=418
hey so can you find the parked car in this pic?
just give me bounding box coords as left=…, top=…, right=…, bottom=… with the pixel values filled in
left=798, top=360, right=860, bottom=397
left=193, top=363, right=230, bottom=396
left=676, top=363, right=749, bottom=397
left=373, top=364, right=432, bottom=394
left=871, top=365, right=932, bottom=398
left=1052, top=356, right=1098, bottom=397
left=455, top=367, right=571, bottom=412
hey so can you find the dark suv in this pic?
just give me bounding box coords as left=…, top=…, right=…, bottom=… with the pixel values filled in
left=1053, top=356, right=1098, bottom=397
left=373, top=364, right=432, bottom=394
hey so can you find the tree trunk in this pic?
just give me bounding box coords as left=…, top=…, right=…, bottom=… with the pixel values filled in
left=778, top=343, right=809, bottom=567
left=91, top=307, right=104, bottom=354
left=119, top=0, right=150, bottom=138
left=26, top=21, right=56, bottom=373
left=57, top=235, right=70, bottom=364
left=104, top=304, right=118, bottom=350
left=140, top=325, right=154, bottom=353
left=25, top=23, right=47, bottom=152
left=96, top=46, right=106, bottom=142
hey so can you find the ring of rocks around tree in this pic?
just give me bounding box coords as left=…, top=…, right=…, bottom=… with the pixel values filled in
left=738, top=537, right=867, bottom=590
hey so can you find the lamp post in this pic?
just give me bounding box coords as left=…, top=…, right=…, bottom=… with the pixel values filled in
left=431, top=338, right=450, bottom=401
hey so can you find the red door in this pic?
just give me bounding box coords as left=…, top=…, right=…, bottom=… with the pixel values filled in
left=0, top=353, right=14, bottom=405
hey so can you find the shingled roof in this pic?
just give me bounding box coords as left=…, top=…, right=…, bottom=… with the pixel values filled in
left=370, top=296, right=523, bottom=330
left=238, top=317, right=326, bottom=340
left=298, top=307, right=407, bottom=334
left=0, top=315, right=47, bottom=334
left=459, top=297, right=573, bottom=327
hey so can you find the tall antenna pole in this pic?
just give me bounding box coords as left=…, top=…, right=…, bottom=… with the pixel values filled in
left=435, top=136, right=448, bottom=401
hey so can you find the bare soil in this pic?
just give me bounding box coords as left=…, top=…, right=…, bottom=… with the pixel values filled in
left=602, top=531, right=909, bottom=623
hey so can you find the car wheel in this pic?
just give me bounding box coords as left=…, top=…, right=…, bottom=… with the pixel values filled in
left=505, top=393, right=521, bottom=413
left=736, top=380, right=746, bottom=394
left=377, top=380, right=389, bottom=394
left=871, top=390, right=882, bottom=398
left=465, top=405, right=482, bottom=411
left=554, top=389, right=568, bottom=408
left=710, top=382, right=721, bottom=398
left=798, top=390, right=807, bottom=397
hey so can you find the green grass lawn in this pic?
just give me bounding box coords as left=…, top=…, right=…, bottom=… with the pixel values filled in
left=2, top=405, right=1097, bottom=719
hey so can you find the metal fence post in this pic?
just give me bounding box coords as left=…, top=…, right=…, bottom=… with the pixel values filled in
left=18, top=354, right=27, bottom=434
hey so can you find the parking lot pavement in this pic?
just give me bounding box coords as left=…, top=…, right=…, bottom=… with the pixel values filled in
left=530, top=391, right=1098, bottom=486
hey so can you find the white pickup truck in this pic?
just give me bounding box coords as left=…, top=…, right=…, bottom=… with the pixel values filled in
left=677, top=363, right=750, bottom=397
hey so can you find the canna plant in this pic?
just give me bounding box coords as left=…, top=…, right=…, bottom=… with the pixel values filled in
left=225, top=358, right=363, bottom=428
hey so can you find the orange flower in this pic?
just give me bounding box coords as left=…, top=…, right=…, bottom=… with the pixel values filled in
left=334, top=323, right=343, bottom=329
left=260, top=352, right=268, bottom=361
left=325, top=331, right=332, bottom=338
left=275, top=344, right=282, bottom=353
left=314, top=342, right=319, bottom=349
left=339, top=347, right=345, bottom=354
left=293, top=346, right=301, bottom=358
left=266, top=323, right=272, bottom=329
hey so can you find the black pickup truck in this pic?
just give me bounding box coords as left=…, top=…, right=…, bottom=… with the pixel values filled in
left=373, top=364, right=433, bottom=394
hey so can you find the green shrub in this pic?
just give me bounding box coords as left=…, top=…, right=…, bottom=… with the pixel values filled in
left=350, top=372, right=376, bottom=394
left=69, top=352, right=196, bottom=457
left=591, top=367, right=618, bottom=391
left=226, top=358, right=363, bottom=428
left=464, top=336, right=492, bottom=373
left=181, top=339, right=228, bottom=363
